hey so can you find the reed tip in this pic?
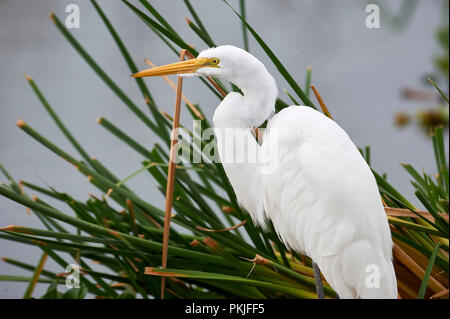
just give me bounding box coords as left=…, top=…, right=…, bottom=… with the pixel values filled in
left=190, top=239, right=200, bottom=247
left=108, top=229, right=120, bottom=237
left=221, top=206, right=234, bottom=213
left=144, top=267, right=154, bottom=274
left=202, top=237, right=219, bottom=251
left=105, top=188, right=113, bottom=199
left=23, top=72, right=33, bottom=81
left=0, top=225, right=16, bottom=232
left=16, top=118, right=26, bottom=128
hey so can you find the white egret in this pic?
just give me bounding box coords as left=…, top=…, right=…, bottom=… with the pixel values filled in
left=132, top=45, right=397, bottom=299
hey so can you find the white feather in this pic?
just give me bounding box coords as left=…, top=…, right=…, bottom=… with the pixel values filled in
left=201, top=45, right=397, bottom=298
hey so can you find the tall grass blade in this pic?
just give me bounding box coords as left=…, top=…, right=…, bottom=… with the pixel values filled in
left=417, top=242, right=441, bottom=299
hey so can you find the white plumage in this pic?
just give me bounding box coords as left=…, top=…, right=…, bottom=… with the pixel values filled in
left=133, top=45, right=398, bottom=298
left=261, top=106, right=397, bottom=298
left=201, top=46, right=397, bottom=299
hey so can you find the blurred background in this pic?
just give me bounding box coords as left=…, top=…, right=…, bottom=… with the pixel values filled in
left=0, top=0, right=448, bottom=298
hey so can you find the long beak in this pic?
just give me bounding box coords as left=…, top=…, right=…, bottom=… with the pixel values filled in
left=131, top=57, right=212, bottom=78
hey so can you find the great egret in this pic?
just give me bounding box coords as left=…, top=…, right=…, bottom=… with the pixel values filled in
left=132, top=45, right=397, bottom=299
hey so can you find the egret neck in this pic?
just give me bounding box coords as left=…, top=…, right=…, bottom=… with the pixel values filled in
left=213, top=65, right=278, bottom=129
left=212, top=64, right=278, bottom=229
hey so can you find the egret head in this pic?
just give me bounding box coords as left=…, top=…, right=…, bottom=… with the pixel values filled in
left=131, top=45, right=271, bottom=87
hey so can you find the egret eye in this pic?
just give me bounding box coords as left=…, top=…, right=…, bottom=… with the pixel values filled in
left=210, top=58, right=220, bottom=65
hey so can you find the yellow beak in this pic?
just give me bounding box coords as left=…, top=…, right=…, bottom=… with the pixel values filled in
left=131, top=57, right=214, bottom=78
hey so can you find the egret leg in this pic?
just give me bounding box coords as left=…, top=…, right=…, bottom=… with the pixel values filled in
left=312, top=261, right=325, bottom=299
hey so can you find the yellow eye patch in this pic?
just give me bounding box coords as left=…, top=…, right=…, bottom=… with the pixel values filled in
left=208, top=57, right=220, bottom=66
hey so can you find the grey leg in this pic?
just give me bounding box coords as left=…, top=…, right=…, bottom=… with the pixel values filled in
left=312, top=261, right=325, bottom=299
